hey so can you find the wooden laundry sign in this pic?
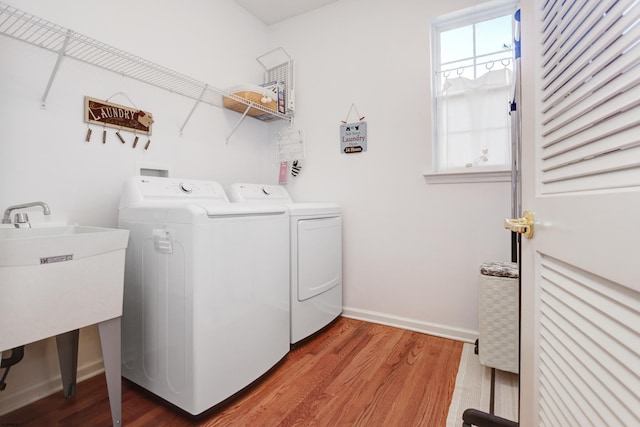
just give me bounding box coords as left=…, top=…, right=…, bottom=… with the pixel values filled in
left=84, top=96, right=153, bottom=134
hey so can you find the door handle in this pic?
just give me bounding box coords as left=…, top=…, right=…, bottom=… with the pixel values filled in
left=504, top=210, right=534, bottom=239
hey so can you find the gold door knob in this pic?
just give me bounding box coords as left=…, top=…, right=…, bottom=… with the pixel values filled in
left=504, top=210, right=534, bottom=239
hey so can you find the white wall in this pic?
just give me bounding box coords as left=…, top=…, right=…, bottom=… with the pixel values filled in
left=268, top=0, right=511, bottom=338
left=0, top=0, right=276, bottom=414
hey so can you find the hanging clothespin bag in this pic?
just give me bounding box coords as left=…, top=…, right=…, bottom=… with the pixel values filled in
left=340, top=103, right=367, bottom=154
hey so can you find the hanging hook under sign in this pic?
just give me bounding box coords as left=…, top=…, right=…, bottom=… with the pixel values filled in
left=341, top=103, right=365, bottom=124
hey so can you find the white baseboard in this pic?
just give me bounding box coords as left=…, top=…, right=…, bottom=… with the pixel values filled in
left=342, top=306, right=478, bottom=343
left=0, top=359, right=104, bottom=416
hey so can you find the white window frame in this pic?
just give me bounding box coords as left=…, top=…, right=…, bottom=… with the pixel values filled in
left=425, top=0, right=518, bottom=184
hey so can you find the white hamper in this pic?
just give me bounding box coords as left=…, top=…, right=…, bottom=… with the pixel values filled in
left=478, top=261, right=519, bottom=374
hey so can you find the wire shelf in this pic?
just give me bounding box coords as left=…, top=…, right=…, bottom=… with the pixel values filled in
left=0, top=2, right=292, bottom=128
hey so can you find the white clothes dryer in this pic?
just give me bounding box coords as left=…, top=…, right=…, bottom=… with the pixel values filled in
left=228, top=183, right=342, bottom=345
left=118, top=176, right=289, bottom=415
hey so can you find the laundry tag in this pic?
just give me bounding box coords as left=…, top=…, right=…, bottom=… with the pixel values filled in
left=153, top=229, right=173, bottom=254
left=279, top=161, right=288, bottom=184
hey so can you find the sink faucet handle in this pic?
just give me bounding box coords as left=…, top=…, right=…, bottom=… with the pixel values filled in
left=14, top=212, right=31, bottom=228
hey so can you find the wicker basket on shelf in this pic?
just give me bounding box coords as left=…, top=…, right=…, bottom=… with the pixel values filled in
left=223, top=91, right=278, bottom=117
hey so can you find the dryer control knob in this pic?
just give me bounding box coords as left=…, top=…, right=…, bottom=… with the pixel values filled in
left=261, top=186, right=271, bottom=195
left=179, top=182, right=193, bottom=193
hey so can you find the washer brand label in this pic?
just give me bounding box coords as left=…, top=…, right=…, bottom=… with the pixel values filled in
left=40, top=254, right=74, bottom=264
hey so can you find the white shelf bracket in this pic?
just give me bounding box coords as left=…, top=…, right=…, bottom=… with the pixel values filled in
left=226, top=103, right=252, bottom=144
left=41, top=29, right=72, bottom=109
left=179, top=84, right=208, bottom=136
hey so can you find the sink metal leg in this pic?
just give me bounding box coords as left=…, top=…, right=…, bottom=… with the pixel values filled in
left=99, top=317, right=122, bottom=427
left=55, top=329, right=79, bottom=398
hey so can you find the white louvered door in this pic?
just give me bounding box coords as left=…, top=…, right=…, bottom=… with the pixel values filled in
left=519, top=0, right=640, bottom=426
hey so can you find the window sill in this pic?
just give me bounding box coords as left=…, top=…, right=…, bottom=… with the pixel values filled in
left=423, top=169, right=511, bottom=184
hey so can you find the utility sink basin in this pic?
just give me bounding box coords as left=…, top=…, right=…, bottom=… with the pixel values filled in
left=0, top=226, right=129, bottom=352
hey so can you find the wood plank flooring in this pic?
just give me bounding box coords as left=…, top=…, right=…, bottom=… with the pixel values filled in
left=0, top=318, right=463, bottom=427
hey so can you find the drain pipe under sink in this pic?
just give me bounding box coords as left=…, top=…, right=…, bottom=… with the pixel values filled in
left=0, top=346, right=25, bottom=390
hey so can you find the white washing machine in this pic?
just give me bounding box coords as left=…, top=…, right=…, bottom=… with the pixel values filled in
left=118, top=176, right=290, bottom=415
left=228, top=183, right=342, bottom=345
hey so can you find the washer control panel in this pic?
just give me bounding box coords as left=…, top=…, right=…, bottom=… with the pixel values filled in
left=120, top=176, right=229, bottom=208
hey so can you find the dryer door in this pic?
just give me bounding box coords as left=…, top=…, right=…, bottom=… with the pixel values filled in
left=296, top=216, right=342, bottom=301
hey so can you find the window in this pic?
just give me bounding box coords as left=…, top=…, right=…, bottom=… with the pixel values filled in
left=431, top=2, right=518, bottom=176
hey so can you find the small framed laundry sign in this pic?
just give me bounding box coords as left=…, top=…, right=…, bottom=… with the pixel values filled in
left=340, top=122, right=367, bottom=153
left=340, top=103, right=367, bottom=154
left=84, top=96, right=153, bottom=134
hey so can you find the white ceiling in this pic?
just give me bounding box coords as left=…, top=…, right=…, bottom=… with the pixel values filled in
left=233, top=0, right=339, bottom=25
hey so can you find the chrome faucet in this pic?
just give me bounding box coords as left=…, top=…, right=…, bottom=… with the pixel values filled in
left=2, top=201, right=51, bottom=228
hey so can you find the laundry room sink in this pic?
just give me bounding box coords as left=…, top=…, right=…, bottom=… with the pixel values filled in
left=0, top=225, right=129, bottom=351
